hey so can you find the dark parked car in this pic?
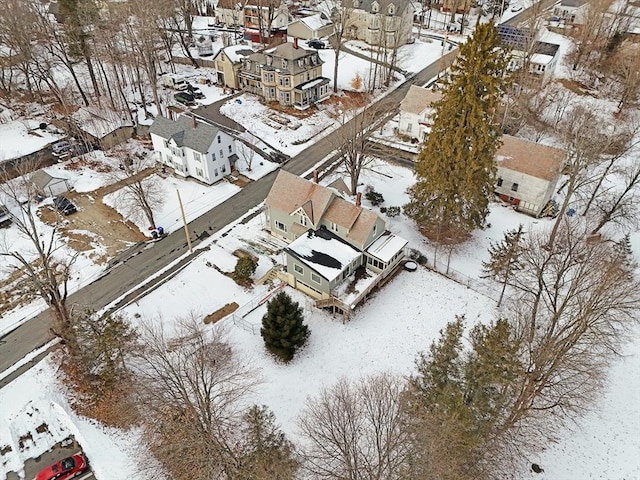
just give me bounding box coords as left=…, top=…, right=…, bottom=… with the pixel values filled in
left=174, top=92, right=196, bottom=106
left=307, top=39, right=325, bottom=49
left=186, top=84, right=205, bottom=99
left=35, top=453, right=88, bottom=480
left=53, top=196, right=77, bottom=215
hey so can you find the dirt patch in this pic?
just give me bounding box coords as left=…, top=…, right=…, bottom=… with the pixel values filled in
left=0, top=445, right=11, bottom=456
left=204, top=302, right=239, bottom=324
left=35, top=423, right=49, bottom=434
left=39, top=192, right=147, bottom=264
left=556, top=78, right=597, bottom=97
left=323, top=91, right=370, bottom=110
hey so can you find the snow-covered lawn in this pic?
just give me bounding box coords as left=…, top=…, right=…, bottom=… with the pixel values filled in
left=0, top=120, right=64, bottom=161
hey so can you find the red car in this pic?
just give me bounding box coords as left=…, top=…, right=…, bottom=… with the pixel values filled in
left=35, top=453, right=88, bottom=480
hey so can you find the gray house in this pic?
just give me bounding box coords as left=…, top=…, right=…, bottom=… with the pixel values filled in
left=265, top=170, right=407, bottom=311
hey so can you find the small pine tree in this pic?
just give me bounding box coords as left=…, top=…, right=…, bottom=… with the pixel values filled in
left=482, top=224, right=524, bottom=306
left=237, top=405, right=299, bottom=479
left=235, top=256, right=258, bottom=282
left=261, top=292, right=309, bottom=362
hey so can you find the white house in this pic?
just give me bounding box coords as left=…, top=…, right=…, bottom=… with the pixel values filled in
left=149, top=115, right=238, bottom=185
left=495, top=135, right=566, bottom=217
left=346, top=0, right=415, bottom=46
left=398, top=85, right=442, bottom=142
left=553, top=0, right=589, bottom=24
left=508, top=41, right=560, bottom=85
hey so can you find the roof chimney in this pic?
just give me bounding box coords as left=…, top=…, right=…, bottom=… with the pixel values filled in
left=356, top=192, right=361, bottom=207
left=293, top=37, right=298, bottom=49
left=313, top=169, right=318, bottom=183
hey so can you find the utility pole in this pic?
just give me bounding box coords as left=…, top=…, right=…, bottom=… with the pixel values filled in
left=176, top=189, right=192, bottom=253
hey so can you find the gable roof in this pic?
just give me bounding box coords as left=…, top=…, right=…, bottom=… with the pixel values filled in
left=400, top=85, right=442, bottom=115
left=266, top=171, right=382, bottom=247
left=149, top=115, right=220, bottom=154
left=266, top=170, right=334, bottom=224
left=297, top=13, right=332, bottom=30
left=71, top=106, right=133, bottom=139
left=496, top=135, right=565, bottom=181
left=559, top=0, right=588, bottom=7
left=351, top=0, right=414, bottom=16
left=30, top=170, right=69, bottom=189
left=264, top=42, right=318, bottom=61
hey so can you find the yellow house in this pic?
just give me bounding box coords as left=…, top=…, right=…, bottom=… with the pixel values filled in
left=211, top=45, right=256, bottom=89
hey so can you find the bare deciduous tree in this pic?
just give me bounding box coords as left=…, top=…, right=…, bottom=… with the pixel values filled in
left=133, top=317, right=259, bottom=480
left=0, top=158, right=78, bottom=347
left=298, top=373, right=413, bottom=480
left=109, top=150, right=164, bottom=230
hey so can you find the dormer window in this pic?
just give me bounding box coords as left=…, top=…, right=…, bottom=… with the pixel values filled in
left=282, top=59, right=287, bottom=69
left=371, top=1, right=379, bottom=13
left=388, top=4, right=395, bottom=14
left=266, top=56, right=272, bottom=66
left=353, top=0, right=359, bottom=7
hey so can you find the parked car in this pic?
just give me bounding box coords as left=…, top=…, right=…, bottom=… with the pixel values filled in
left=510, top=3, right=523, bottom=11
left=53, top=196, right=77, bottom=215
left=51, top=140, right=73, bottom=158
left=307, top=39, right=325, bottom=49
left=0, top=204, right=12, bottom=228
left=174, top=92, right=196, bottom=106
left=186, top=84, right=205, bottom=99
left=35, top=453, right=88, bottom=480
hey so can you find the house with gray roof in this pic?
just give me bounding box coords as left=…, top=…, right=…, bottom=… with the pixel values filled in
left=265, top=170, right=408, bottom=315
left=553, top=0, right=589, bottom=24
left=346, top=0, right=414, bottom=46
left=30, top=170, right=73, bottom=197
left=149, top=114, right=238, bottom=185
left=238, top=40, right=330, bottom=109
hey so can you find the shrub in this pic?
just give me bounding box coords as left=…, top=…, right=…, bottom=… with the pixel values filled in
left=386, top=206, right=401, bottom=217
left=235, top=256, right=257, bottom=282
left=365, top=190, right=385, bottom=206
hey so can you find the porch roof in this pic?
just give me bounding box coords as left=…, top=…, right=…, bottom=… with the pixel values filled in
left=286, top=227, right=361, bottom=282
left=366, top=232, right=408, bottom=263
left=294, top=77, right=330, bottom=91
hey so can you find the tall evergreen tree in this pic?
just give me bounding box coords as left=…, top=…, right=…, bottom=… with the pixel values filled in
left=482, top=224, right=525, bottom=306
left=404, top=23, right=511, bottom=242
left=261, top=292, right=310, bottom=362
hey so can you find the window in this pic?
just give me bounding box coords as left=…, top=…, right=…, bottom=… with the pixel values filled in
left=331, top=222, right=338, bottom=232
left=217, top=136, right=221, bottom=144
left=497, top=177, right=503, bottom=187
left=194, top=152, right=202, bottom=162
left=311, top=272, right=321, bottom=284
left=220, top=149, right=223, bottom=157
left=163, top=139, right=168, bottom=148
left=195, top=167, right=203, bottom=177
left=228, top=145, right=232, bottom=153
left=373, top=224, right=377, bottom=235
left=388, top=4, right=395, bottom=14
left=222, top=164, right=226, bottom=173
left=282, top=59, right=287, bottom=69
left=406, top=123, right=412, bottom=132
left=511, top=183, right=519, bottom=192
left=371, top=1, right=379, bottom=12
left=300, top=215, right=307, bottom=226
left=294, top=263, right=303, bottom=274
left=279, top=76, right=290, bottom=87
left=214, top=168, right=219, bottom=177
left=275, top=221, right=287, bottom=232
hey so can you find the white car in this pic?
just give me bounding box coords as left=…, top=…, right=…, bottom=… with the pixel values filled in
left=51, top=140, right=73, bottom=157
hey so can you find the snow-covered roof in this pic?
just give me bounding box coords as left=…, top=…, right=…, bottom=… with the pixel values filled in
left=400, top=85, right=442, bottom=115
left=298, top=13, right=332, bottom=31
left=366, top=232, right=408, bottom=263
left=71, top=106, right=133, bottom=139
left=296, top=77, right=330, bottom=90
left=220, top=44, right=255, bottom=64
left=286, top=228, right=361, bottom=282
left=530, top=53, right=554, bottom=64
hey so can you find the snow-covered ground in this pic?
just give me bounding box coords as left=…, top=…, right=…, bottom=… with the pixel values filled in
left=0, top=120, right=64, bottom=161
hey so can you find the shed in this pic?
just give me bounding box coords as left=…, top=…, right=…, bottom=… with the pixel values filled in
left=30, top=170, right=72, bottom=197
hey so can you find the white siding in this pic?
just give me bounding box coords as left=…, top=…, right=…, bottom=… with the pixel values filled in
left=496, top=167, right=558, bottom=216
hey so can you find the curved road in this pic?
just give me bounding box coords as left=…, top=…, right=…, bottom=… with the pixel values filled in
left=0, top=1, right=555, bottom=379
